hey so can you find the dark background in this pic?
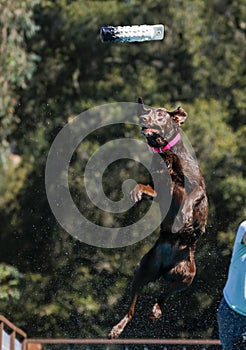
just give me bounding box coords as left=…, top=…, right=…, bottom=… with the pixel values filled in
left=0, top=0, right=245, bottom=342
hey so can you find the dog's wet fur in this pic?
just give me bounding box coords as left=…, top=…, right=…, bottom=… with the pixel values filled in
left=108, top=98, right=208, bottom=338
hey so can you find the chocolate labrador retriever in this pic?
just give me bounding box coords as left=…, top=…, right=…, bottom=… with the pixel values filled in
left=108, top=98, right=208, bottom=338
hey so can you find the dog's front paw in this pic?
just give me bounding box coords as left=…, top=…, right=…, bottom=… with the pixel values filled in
left=130, top=185, right=143, bottom=202
left=108, top=325, right=121, bottom=339
left=149, top=303, right=162, bottom=321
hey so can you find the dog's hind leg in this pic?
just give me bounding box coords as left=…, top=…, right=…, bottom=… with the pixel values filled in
left=108, top=245, right=161, bottom=338
left=107, top=265, right=144, bottom=339
left=150, top=245, right=196, bottom=321
left=150, top=279, right=190, bottom=321
left=108, top=291, right=139, bottom=339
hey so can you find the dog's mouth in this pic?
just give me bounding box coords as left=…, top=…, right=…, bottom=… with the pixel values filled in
left=141, top=127, right=161, bottom=137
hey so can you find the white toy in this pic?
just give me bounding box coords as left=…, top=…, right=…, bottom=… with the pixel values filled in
left=100, top=24, right=164, bottom=43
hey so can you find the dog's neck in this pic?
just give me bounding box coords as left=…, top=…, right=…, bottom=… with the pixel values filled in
left=147, top=133, right=181, bottom=153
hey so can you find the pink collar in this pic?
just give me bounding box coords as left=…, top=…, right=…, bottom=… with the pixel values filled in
left=147, top=133, right=181, bottom=153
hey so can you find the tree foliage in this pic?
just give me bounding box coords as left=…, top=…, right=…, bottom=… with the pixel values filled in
left=0, top=0, right=39, bottom=165
left=0, top=0, right=245, bottom=342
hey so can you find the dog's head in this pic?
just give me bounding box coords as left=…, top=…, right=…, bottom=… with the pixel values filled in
left=137, top=97, right=188, bottom=149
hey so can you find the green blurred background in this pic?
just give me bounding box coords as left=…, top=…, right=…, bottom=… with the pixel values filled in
left=0, top=0, right=245, bottom=341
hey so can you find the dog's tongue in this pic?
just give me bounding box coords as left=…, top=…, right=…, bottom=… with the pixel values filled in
left=141, top=128, right=158, bottom=136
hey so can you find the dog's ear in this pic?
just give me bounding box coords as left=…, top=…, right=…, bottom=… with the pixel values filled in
left=137, top=97, right=147, bottom=116
left=138, top=97, right=144, bottom=104
left=170, top=106, right=188, bottom=126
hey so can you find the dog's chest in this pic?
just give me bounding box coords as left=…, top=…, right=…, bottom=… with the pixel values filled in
left=151, top=154, right=183, bottom=190
left=152, top=154, right=171, bottom=175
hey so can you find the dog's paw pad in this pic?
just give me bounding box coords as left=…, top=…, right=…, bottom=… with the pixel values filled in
left=130, top=189, right=142, bottom=202
left=108, top=327, right=120, bottom=339
left=150, top=303, right=162, bottom=321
